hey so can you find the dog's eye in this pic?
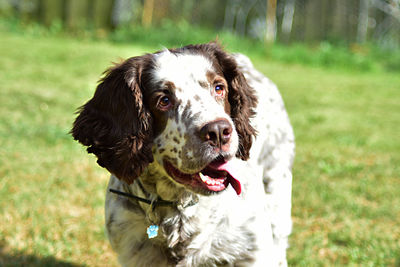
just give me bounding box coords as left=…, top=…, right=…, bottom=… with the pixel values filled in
left=215, top=85, right=224, bottom=96
left=158, top=96, right=171, bottom=109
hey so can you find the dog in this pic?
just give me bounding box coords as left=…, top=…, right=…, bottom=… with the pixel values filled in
left=72, top=43, right=295, bottom=266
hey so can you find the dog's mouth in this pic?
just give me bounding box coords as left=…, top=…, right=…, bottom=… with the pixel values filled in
left=164, top=159, right=242, bottom=195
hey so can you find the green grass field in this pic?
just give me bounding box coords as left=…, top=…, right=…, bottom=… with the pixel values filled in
left=0, top=28, right=399, bottom=266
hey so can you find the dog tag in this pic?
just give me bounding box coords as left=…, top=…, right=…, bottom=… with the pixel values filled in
left=147, top=225, right=159, bottom=239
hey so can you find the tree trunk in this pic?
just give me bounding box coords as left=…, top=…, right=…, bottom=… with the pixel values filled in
left=281, top=0, right=296, bottom=43
left=65, top=0, right=90, bottom=29
left=332, top=0, right=348, bottom=40
left=223, top=0, right=237, bottom=31
left=357, top=0, right=369, bottom=43
left=92, top=0, right=114, bottom=29
left=265, top=0, right=277, bottom=43
left=142, top=0, right=154, bottom=27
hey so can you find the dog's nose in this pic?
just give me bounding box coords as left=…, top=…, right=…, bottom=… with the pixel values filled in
left=199, top=119, right=232, bottom=148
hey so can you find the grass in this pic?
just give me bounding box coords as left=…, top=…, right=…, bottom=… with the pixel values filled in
left=0, top=26, right=399, bottom=266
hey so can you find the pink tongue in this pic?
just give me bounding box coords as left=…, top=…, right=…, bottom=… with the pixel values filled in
left=210, top=161, right=242, bottom=195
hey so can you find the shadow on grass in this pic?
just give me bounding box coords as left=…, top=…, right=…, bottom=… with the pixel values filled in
left=0, top=244, right=84, bottom=267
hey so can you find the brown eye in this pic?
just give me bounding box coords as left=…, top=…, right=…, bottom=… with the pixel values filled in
left=215, top=85, right=224, bottom=96
left=158, top=96, right=171, bottom=109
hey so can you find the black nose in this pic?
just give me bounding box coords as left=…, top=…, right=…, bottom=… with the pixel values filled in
left=199, top=119, right=232, bottom=148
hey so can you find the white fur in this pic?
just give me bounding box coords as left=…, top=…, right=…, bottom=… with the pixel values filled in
left=154, top=51, right=213, bottom=86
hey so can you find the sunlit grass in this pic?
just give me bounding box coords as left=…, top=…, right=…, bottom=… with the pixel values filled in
left=1, top=29, right=399, bottom=266
left=256, top=62, right=400, bottom=266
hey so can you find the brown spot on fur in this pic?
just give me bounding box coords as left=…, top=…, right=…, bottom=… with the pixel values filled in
left=198, top=81, right=208, bottom=88
left=164, top=156, right=178, bottom=167
left=181, top=100, right=192, bottom=127
left=164, top=81, right=176, bottom=91
left=206, top=71, right=216, bottom=84
left=173, top=137, right=180, bottom=144
left=177, top=127, right=183, bottom=138
left=224, top=94, right=231, bottom=115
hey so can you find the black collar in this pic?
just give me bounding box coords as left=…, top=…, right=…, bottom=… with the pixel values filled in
left=110, top=179, right=199, bottom=210
left=109, top=187, right=176, bottom=211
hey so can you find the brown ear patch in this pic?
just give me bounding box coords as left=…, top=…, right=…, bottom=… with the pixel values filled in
left=71, top=56, right=154, bottom=183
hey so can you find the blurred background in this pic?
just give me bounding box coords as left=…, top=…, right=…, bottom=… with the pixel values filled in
left=2, top=0, right=400, bottom=46
left=1, top=0, right=400, bottom=70
left=0, top=0, right=399, bottom=266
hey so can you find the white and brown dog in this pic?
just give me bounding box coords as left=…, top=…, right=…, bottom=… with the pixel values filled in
left=72, top=43, right=295, bottom=266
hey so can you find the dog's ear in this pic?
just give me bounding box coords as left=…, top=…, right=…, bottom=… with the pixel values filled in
left=210, top=43, right=258, bottom=160
left=71, top=56, right=154, bottom=184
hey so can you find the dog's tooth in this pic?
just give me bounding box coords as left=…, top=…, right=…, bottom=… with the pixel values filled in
left=205, top=179, right=213, bottom=185
left=199, top=173, right=207, bottom=182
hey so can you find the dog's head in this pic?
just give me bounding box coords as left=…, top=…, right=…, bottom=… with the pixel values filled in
left=72, top=43, right=257, bottom=194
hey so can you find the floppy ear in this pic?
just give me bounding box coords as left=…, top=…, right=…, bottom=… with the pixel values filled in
left=211, top=44, right=258, bottom=160
left=71, top=56, right=154, bottom=184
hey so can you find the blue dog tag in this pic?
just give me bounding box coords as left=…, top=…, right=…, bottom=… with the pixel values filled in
left=147, top=225, right=159, bottom=239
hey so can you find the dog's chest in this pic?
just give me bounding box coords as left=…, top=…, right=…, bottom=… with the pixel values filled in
left=156, top=194, right=257, bottom=265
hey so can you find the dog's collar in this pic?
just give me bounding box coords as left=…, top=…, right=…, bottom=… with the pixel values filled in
left=109, top=186, right=177, bottom=211
left=109, top=180, right=197, bottom=211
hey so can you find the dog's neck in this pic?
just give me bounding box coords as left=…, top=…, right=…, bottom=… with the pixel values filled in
left=117, top=163, right=200, bottom=228
left=139, top=163, right=195, bottom=203
left=124, top=168, right=201, bottom=261
left=135, top=161, right=202, bottom=206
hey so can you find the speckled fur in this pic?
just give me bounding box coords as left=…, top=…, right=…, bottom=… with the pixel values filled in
left=73, top=44, right=294, bottom=266
left=105, top=160, right=276, bottom=267
left=149, top=50, right=240, bottom=174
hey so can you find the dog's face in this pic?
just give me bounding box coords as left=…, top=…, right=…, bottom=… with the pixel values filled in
left=146, top=51, right=240, bottom=194
left=72, top=43, right=257, bottom=195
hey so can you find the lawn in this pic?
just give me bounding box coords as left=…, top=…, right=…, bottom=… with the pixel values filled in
left=0, top=29, right=399, bottom=266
